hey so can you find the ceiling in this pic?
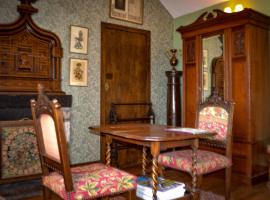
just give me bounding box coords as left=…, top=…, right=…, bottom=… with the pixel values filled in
left=159, top=0, right=229, bottom=18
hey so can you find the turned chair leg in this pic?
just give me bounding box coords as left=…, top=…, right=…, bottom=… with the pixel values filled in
left=225, top=167, right=231, bottom=200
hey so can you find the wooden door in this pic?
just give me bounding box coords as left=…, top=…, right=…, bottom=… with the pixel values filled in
left=100, top=22, right=150, bottom=164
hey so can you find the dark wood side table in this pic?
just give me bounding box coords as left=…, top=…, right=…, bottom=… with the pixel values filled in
left=90, top=123, right=216, bottom=200
left=166, top=70, right=182, bottom=126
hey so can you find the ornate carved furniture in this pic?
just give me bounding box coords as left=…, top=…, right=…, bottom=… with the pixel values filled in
left=90, top=123, right=216, bottom=200
left=159, top=94, right=234, bottom=199
left=0, top=0, right=71, bottom=184
left=178, top=8, right=270, bottom=184
left=31, top=85, right=136, bottom=200
left=109, top=102, right=155, bottom=167
left=0, top=0, right=63, bottom=94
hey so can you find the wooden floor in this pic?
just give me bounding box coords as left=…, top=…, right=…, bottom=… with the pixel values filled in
left=151, top=168, right=270, bottom=200
left=22, top=166, right=270, bottom=200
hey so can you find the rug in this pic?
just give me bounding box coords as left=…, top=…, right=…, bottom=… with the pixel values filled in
left=0, top=179, right=225, bottom=200
left=109, top=191, right=225, bottom=200
left=201, top=190, right=225, bottom=200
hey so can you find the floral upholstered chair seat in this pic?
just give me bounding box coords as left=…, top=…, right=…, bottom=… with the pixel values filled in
left=43, top=163, right=137, bottom=200
left=31, top=84, right=137, bottom=200
left=158, top=149, right=231, bottom=175
left=159, top=105, right=231, bottom=175
left=158, top=94, right=234, bottom=200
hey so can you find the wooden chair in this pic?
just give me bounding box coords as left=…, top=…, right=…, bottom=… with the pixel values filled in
left=30, top=84, right=136, bottom=200
left=158, top=93, right=234, bottom=200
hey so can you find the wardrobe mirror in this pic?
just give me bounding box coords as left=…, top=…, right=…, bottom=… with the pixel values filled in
left=202, top=34, right=224, bottom=101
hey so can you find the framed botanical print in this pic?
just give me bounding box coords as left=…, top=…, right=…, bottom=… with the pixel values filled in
left=70, top=25, right=89, bottom=54
left=69, top=58, right=88, bottom=86
left=110, top=0, right=144, bottom=24
left=0, top=120, right=41, bottom=181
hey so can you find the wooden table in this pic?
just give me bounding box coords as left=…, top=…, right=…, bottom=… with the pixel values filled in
left=90, top=123, right=215, bottom=200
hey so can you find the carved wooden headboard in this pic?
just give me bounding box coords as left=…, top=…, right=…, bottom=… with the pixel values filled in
left=0, top=0, right=64, bottom=94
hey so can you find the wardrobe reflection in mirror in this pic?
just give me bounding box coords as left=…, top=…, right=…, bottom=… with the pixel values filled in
left=202, top=34, right=224, bottom=101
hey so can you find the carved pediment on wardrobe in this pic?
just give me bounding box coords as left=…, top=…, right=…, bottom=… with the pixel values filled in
left=0, top=0, right=64, bottom=94
left=177, top=8, right=270, bottom=35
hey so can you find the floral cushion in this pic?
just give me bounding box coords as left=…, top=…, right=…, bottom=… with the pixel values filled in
left=158, top=150, right=231, bottom=175
left=43, top=163, right=137, bottom=200
left=198, top=106, right=229, bottom=143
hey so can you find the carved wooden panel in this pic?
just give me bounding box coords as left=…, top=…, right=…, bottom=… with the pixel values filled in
left=0, top=32, right=51, bottom=78
left=232, top=27, right=245, bottom=57
left=185, top=39, right=195, bottom=64
left=0, top=0, right=63, bottom=94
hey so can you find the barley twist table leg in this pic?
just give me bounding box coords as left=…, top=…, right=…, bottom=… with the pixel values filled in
left=191, top=139, right=198, bottom=193
left=151, top=156, right=158, bottom=200
left=106, top=141, right=111, bottom=166
left=142, top=146, right=147, bottom=175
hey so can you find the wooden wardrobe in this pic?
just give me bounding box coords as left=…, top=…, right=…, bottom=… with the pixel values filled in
left=178, top=9, right=270, bottom=184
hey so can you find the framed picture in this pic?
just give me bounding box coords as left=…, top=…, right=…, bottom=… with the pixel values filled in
left=203, top=72, right=209, bottom=91
left=70, top=25, right=89, bottom=54
left=0, top=120, right=41, bottom=181
left=110, top=0, right=144, bottom=24
left=203, top=49, right=208, bottom=68
left=70, top=58, right=88, bottom=86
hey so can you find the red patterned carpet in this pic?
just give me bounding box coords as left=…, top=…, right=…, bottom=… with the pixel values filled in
left=0, top=177, right=224, bottom=200
left=200, top=190, right=224, bottom=200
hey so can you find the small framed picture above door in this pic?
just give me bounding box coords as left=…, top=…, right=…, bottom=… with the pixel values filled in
left=110, top=0, right=144, bottom=24
left=70, top=25, right=89, bottom=54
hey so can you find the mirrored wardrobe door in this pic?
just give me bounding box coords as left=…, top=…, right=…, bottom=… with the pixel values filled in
left=201, top=34, right=224, bottom=101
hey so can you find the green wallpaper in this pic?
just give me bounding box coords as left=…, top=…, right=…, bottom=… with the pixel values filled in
left=0, top=0, right=173, bottom=164
left=173, top=0, right=270, bottom=70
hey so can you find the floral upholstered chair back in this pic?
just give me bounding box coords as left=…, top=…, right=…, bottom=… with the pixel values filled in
left=196, top=93, right=234, bottom=149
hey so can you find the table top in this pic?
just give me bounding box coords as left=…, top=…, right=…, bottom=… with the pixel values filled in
left=89, top=123, right=215, bottom=142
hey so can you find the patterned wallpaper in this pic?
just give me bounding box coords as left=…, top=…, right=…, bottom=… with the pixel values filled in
left=0, top=0, right=173, bottom=163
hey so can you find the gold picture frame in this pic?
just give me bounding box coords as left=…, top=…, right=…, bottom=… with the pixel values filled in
left=203, top=72, right=209, bottom=91
left=69, top=58, right=88, bottom=86
left=70, top=25, right=89, bottom=54
left=110, top=0, right=144, bottom=24
left=203, top=49, right=208, bottom=68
